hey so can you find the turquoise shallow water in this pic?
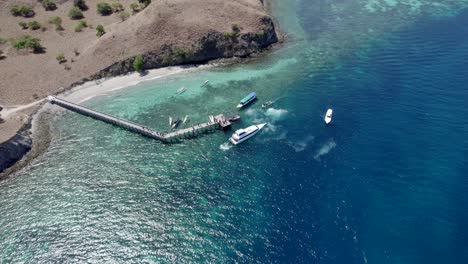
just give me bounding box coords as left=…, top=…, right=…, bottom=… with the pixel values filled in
left=1, top=0, right=468, bottom=263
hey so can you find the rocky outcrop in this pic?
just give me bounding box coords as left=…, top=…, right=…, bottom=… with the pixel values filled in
left=90, top=16, right=278, bottom=79
left=0, top=123, right=32, bottom=175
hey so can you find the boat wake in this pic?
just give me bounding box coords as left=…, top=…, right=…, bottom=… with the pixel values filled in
left=289, top=135, right=315, bottom=152
left=219, top=142, right=233, bottom=151
left=314, top=139, right=337, bottom=160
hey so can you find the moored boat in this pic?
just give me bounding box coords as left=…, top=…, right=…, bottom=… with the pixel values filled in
left=236, top=92, right=257, bottom=109
left=324, top=109, right=333, bottom=124
left=169, top=116, right=173, bottom=126
left=171, top=118, right=181, bottom=129
left=183, top=115, right=189, bottom=124
left=176, top=87, right=186, bottom=94
left=201, top=80, right=209, bottom=87
left=229, top=123, right=266, bottom=145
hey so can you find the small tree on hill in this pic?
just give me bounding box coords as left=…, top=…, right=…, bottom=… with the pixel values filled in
left=13, top=35, right=44, bottom=53
left=42, top=0, right=57, bottom=11
left=74, top=0, right=88, bottom=11
left=28, top=21, right=42, bottom=30
left=96, top=24, right=105, bottom=37
left=111, top=2, right=124, bottom=12
left=130, top=2, right=140, bottom=14
left=133, top=55, right=144, bottom=72
left=138, top=0, right=151, bottom=8
left=19, top=21, right=29, bottom=30
left=118, top=11, right=130, bottom=21
left=97, top=3, right=113, bottom=16
left=49, top=16, right=64, bottom=31
left=10, top=5, right=35, bottom=17
left=68, top=7, right=84, bottom=20
left=56, top=53, right=66, bottom=63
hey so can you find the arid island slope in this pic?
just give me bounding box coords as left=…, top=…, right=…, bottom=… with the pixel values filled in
left=0, top=0, right=278, bottom=173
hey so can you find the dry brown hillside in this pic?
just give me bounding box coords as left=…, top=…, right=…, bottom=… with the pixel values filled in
left=0, top=0, right=278, bottom=106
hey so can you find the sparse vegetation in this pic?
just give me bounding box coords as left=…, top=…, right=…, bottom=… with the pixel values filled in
left=138, top=0, right=151, bottom=8
left=13, top=35, right=43, bottom=53
left=118, top=11, right=130, bottom=21
left=258, top=30, right=265, bottom=38
left=74, top=0, right=88, bottom=11
left=0, top=50, right=4, bottom=60
left=96, top=24, right=105, bottom=37
left=223, top=31, right=237, bottom=38
left=111, top=2, right=124, bottom=12
left=10, top=5, right=35, bottom=18
left=173, top=48, right=189, bottom=59
left=28, top=21, right=42, bottom=30
left=49, top=16, right=64, bottom=31
left=74, top=20, right=88, bottom=32
left=232, top=23, right=240, bottom=33
left=133, top=55, right=144, bottom=72
left=73, top=48, right=80, bottom=56
left=68, top=7, right=84, bottom=20
left=19, top=21, right=29, bottom=30
left=130, top=2, right=140, bottom=14
left=97, top=2, right=113, bottom=16
left=0, top=37, right=7, bottom=44
left=42, top=0, right=57, bottom=11
left=56, top=53, right=66, bottom=63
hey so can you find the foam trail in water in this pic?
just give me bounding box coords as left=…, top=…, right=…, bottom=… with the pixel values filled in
left=314, top=139, right=337, bottom=160
left=290, top=135, right=315, bottom=152
left=219, top=142, right=233, bottom=151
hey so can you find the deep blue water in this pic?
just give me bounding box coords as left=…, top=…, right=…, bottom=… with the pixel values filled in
left=1, top=1, right=468, bottom=263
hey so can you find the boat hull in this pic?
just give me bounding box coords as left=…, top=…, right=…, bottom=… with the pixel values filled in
left=229, top=123, right=266, bottom=145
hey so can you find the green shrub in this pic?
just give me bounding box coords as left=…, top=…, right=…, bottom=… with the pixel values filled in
left=130, top=2, right=140, bottom=13
left=13, top=35, right=43, bottom=53
left=118, top=11, right=130, bottom=21
left=111, top=2, right=124, bottom=12
left=231, top=23, right=240, bottom=33
left=97, top=3, right=113, bottom=16
left=74, top=0, right=88, bottom=11
left=138, top=0, right=151, bottom=8
left=258, top=30, right=265, bottom=38
left=28, top=21, right=42, bottom=30
left=74, top=20, right=88, bottom=32
left=42, top=0, right=57, bottom=11
left=68, top=7, right=84, bottom=20
left=49, top=16, right=64, bottom=31
left=10, top=5, right=35, bottom=17
left=96, top=24, right=105, bottom=37
left=56, top=53, right=66, bottom=63
left=133, top=55, right=144, bottom=72
left=19, top=21, right=29, bottom=30
left=173, top=48, right=190, bottom=59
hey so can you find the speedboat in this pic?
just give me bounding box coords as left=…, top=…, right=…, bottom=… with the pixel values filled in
left=324, top=109, right=333, bottom=124
left=183, top=115, right=189, bottom=124
left=229, top=123, right=266, bottom=145
left=176, top=87, right=186, bottom=94
left=262, top=100, right=273, bottom=108
left=236, top=92, right=256, bottom=109
left=169, top=116, right=173, bottom=126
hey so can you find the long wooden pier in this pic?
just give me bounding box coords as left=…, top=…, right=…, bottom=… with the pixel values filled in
left=47, top=96, right=234, bottom=143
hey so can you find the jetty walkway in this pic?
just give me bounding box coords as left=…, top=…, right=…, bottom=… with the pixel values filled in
left=47, top=96, right=234, bottom=143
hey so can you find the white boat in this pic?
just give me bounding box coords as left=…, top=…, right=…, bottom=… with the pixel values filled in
left=169, top=116, right=173, bottom=126
left=324, top=109, right=333, bottom=124
left=229, top=123, right=266, bottom=145
left=176, top=87, right=186, bottom=94
left=201, top=80, right=209, bottom=87
left=171, top=118, right=181, bottom=129
left=183, top=115, right=189, bottom=124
